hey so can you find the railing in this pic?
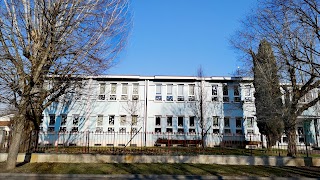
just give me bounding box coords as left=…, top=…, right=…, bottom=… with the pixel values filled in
left=1, top=131, right=320, bottom=157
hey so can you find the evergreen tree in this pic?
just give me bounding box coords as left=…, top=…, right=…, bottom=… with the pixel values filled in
left=252, top=39, right=284, bottom=148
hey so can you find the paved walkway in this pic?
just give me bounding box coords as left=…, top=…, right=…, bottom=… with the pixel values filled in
left=0, top=174, right=319, bottom=180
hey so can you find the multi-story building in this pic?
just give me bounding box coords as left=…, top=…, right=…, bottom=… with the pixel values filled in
left=39, top=75, right=320, bottom=148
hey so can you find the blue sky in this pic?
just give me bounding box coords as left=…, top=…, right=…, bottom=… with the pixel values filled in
left=108, top=0, right=257, bottom=77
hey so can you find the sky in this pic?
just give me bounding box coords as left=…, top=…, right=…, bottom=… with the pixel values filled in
left=108, top=0, right=257, bottom=77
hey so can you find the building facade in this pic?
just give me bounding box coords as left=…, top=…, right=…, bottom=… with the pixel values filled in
left=39, top=75, right=320, bottom=148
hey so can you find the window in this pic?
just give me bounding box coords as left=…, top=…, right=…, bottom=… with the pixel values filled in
left=108, top=127, right=114, bottom=133
left=297, top=127, right=304, bottom=135
left=121, top=83, right=128, bottom=100
left=132, top=115, right=138, bottom=126
left=131, top=127, right=138, bottom=133
left=223, top=84, right=228, bottom=95
left=236, top=117, right=242, bottom=128
left=223, top=84, right=229, bottom=102
left=132, top=83, right=139, bottom=100
left=213, top=129, right=219, bottom=134
left=109, top=115, right=115, bottom=125
left=166, top=128, right=173, bottom=133
left=73, top=114, right=79, bottom=125
left=236, top=129, right=243, bottom=135
left=247, top=129, right=254, bottom=134
left=60, top=114, right=67, bottom=126
left=188, top=84, right=195, bottom=101
left=212, top=85, right=218, bottom=101
left=224, top=129, right=231, bottom=134
left=119, top=127, right=126, bottom=133
left=224, top=117, right=230, bottom=127
left=213, top=116, right=219, bottom=126
left=166, top=84, right=173, bottom=101
left=48, top=127, right=55, bottom=132
left=189, top=116, right=195, bottom=127
left=247, top=117, right=254, bottom=128
left=178, top=128, right=184, bottom=134
left=178, top=84, right=184, bottom=101
left=189, top=128, right=196, bottom=134
left=167, top=116, right=172, bottom=126
left=120, top=115, right=126, bottom=125
left=178, top=116, right=184, bottom=127
left=99, top=83, right=106, bottom=100
left=234, top=85, right=240, bottom=102
left=59, top=127, right=66, bottom=132
left=155, top=84, right=162, bottom=101
left=155, top=116, right=161, bottom=126
left=49, top=114, right=55, bottom=126
left=96, top=115, right=103, bottom=132
left=244, top=85, right=251, bottom=97
left=155, top=128, right=161, bottom=133
left=110, top=83, right=117, bottom=100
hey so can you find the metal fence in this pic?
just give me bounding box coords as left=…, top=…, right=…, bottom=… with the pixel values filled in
left=1, top=131, right=320, bottom=157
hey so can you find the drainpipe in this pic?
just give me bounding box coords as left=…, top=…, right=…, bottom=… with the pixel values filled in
left=144, top=79, right=148, bottom=147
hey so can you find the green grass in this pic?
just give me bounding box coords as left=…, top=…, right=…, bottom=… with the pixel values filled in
left=1, top=162, right=320, bottom=177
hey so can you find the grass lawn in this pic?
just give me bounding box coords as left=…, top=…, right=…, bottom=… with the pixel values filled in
left=0, top=162, right=320, bottom=178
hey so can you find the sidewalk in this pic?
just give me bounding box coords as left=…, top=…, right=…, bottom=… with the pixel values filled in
left=0, top=174, right=319, bottom=180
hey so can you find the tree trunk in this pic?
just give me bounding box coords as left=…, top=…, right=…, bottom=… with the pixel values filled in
left=287, top=129, right=297, bottom=157
left=6, top=115, right=25, bottom=170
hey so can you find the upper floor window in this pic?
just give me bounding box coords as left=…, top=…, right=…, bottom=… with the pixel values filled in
left=155, top=84, right=162, bottom=101
left=244, top=85, right=251, bottom=97
left=178, top=116, right=184, bottom=127
left=99, top=83, right=106, bottom=100
left=110, top=83, right=117, bottom=100
left=178, top=84, right=184, bottom=101
left=155, top=116, right=161, bottom=126
left=131, top=115, right=138, bottom=126
left=60, top=114, right=67, bottom=126
left=132, top=83, right=139, bottom=100
left=96, top=115, right=103, bottom=133
left=213, top=116, right=219, bottom=126
left=223, top=84, right=229, bottom=102
left=188, top=84, right=195, bottom=101
left=109, top=115, right=115, bottom=125
left=167, top=116, right=172, bottom=126
left=121, top=83, right=128, bottom=100
left=212, top=85, right=218, bottom=101
left=224, top=117, right=230, bottom=127
left=166, top=84, right=173, bottom=101
left=247, top=117, right=254, bottom=128
left=120, top=115, right=126, bottom=125
left=234, top=85, right=240, bottom=102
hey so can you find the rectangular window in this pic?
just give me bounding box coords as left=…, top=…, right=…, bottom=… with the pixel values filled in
left=213, top=116, right=219, bottom=126
left=166, top=128, right=173, bottom=133
left=122, top=83, right=128, bottom=94
left=247, top=117, right=254, bottom=128
left=189, top=128, right=196, bottom=134
left=223, top=84, right=228, bottom=96
left=167, top=116, right=172, bottom=126
left=224, top=117, right=230, bottom=127
left=297, top=127, right=304, bottom=135
left=120, top=115, right=126, bottom=125
left=178, top=128, right=184, bottom=134
left=223, top=84, right=229, bottom=102
left=166, top=84, right=173, bottom=101
left=224, top=129, right=231, bottom=134
left=132, top=83, right=139, bottom=94
left=213, top=129, right=219, bottom=134
left=119, top=127, right=126, bottom=133
left=97, top=115, right=103, bottom=127
left=236, top=129, right=243, bottom=135
left=121, top=83, right=128, bottom=100
left=247, top=129, right=254, bottom=134
left=155, top=116, right=161, bottom=126
left=49, top=114, right=55, bottom=126
left=132, top=115, right=138, bottom=126
left=234, top=85, right=240, bottom=102
left=111, top=83, right=117, bottom=94
left=73, top=114, right=79, bottom=125
left=189, top=84, right=195, bottom=96
left=100, top=83, right=106, bottom=94
left=108, top=127, right=114, bottom=133
left=189, top=116, right=195, bottom=127
left=178, top=116, right=184, bottom=127
left=155, top=128, right=161, bottom=133
left=212, top=85, right=218, bottom=102
left=109, top=115, right=115, bottom=125
left=244, top=85, right=251, bottom=97
left=236, top=117, right=242, bottom=128
left=61, top=114, right=67, bottom=126
left=131, top=127, right=137, bottom=133
left=48, top=127, right=55, bottom=132
left=177, top=84, right=184, bottom=101
left=155, top=84, right=162, bottom=101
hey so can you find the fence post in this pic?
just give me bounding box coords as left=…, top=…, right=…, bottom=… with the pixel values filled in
left=305, top=133, right=308, bottom=157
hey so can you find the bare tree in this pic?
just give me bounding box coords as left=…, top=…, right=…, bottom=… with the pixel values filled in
left=232, top=0, right=320, bottom=156
left=0, top=0, right=131, bottom=169
left=189, top=67, right=210, bottom=148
